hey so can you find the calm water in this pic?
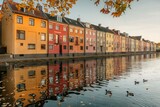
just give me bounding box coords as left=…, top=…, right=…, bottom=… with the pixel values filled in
left=0, top=54, right=160, bottom=107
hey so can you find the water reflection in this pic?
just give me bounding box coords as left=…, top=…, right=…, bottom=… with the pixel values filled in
left=0, top=53, right=159, bottom=107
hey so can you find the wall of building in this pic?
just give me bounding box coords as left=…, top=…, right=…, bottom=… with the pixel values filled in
left=106, top=32, right=114, bottom=53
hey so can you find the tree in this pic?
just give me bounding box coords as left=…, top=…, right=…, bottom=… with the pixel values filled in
left=0, top=0, right=139, bottom=17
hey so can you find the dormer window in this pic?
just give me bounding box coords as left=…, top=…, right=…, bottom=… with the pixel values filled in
left=57, top=16, right=62, bottom=22
left=30, top=10, right=34, bottom=14
left=20, top=8, right=26, bottom=12
left=41, top=20, right=46, bottom=28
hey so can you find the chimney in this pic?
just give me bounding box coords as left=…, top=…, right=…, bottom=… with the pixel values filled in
left=98, top=24, right=101, bottom=27
left=77, top=18, right=81, bottom=22
left=36, top=3, right=42, bottom=11
left=106, top=27, right=109, bottom=29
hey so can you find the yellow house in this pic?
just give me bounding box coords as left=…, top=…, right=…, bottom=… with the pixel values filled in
left=14, top=65, right=48, bottom=106
left=2, top=2, right=48, bottom=58
left=106, top=28, right=114, bottom=53
left=121, top=33, right=126, bottom=53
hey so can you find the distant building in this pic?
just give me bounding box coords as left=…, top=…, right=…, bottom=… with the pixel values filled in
left=105, top=28, right=114, bottom=53
left=1, top=1, right=48, bottom=58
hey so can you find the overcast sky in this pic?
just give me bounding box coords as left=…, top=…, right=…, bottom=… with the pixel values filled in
left=1, top=0, right=160, bottom=43
left=66, top=0, right=160, bottom=43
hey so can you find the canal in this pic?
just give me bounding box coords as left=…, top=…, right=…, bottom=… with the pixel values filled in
left=0, top=53, right=160, bottom=107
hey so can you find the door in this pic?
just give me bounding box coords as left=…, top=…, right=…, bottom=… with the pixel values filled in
left=60, top=45, right=62, bottom=55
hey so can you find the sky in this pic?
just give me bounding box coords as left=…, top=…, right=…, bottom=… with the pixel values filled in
left=1, top=0, right=160, bottom=43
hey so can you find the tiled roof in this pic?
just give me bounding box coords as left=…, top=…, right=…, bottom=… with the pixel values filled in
left=8, top=2, right=47, bottom=20
left=64, top=17, right=84, bottom=28
left=45, top=13, right=68, bottom=24
left=132, top=36, right=142, bottom=40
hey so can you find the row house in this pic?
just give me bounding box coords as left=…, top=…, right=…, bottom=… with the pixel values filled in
left=121, top=33, right=126, bottom=53
left=106, top=28, right=114, bottom=53
left=65, top=18, right=84, bottom=56
left=83, top=22, right=96, bottom=55
left=124, top=33, right=129, bottom=53
left=130, top=37, right=135, bottom=52
left=46, top=14, right=69, bottom=57
left=92, top=24, right=106, bottom=54
left=2, top=2, right=48, bottom=58
left=113, top=30, right=122, bottom=53
left=132, top=36, right=142, bottom=52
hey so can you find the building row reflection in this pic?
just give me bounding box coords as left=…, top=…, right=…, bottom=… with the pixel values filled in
left=0, top=54, right=157, bottom=107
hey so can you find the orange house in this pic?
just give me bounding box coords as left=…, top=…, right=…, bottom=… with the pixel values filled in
left=1, top=2, right=48, bottom=58
left=64, top=18, right=84, bottom=56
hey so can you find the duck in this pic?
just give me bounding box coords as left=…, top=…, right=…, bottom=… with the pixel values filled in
left=143, top=79, right=148, bottom=83
left=134, top=81, right=140, bottom=85
left=105, top=89, right=112, bottom=96
left=126, top=91, right=134, bottom=96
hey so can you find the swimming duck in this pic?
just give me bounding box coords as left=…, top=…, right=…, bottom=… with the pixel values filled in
left=126, top=91, right=134, bottom=96
left=143, top=79, right=148, bottom=83
left=134, top=81, right=140, bottom=85
left=105, top=89, right=112, bottom=96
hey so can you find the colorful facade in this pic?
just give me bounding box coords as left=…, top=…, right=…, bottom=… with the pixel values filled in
left=93, top=24, right=106, bottom=54
left=2, top=2, right=48, bottom=58
left=106, top=28, right=114, bottom=53
left=65, top=18, right=84, bottom=56
left=47, top=15, right=69, bottom=57
left=121, top=33, right=126, bottom=53
left=83, top=22, right=97, bottom=55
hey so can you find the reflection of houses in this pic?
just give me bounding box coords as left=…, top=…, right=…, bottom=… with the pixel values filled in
left=113, top=57, right=122, bottom=76
left=48, top=61, right=68, bottom=97
left=121, top=57, right=127, bottom=72
left=68, top=60, right=84, bottom=90
left=106, top=58, right=114, bottom=80
left=46, top=14, right=69, bottom=57
left=96, top=58, right=106, bottom=80
left=11, top=64, right=47, bottom=107
left=84, top=60, right=96, bottom=86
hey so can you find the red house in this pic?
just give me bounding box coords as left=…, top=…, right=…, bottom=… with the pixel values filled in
left=48, top=61, right=69, bottom=97
left=46, top=14, right=69, bottom=57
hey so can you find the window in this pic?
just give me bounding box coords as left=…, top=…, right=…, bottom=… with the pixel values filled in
left=49, top=24, right=53, bottom=29
left=80, top=30, right=83, bottom=34
left=64, top=45, right=67, bottom=49
left=17, top=83, right=26, bottom=92
left=56, top=25, right=60, bottom=30
left=49, top=45, right=53, bottom=50
left=63, top=35, right=67, bottom=42
left=57, top=16, right=62, bottom=22
left=29, top=18, right=34, bottom=26
left=69, top=36, right=74, bottom=42
left=93, top=32, right=95, bottom=35
left=90, top=31, right=92, bottom=35
left=70, top=46, right=73, bottom=50
left=17, top=30, right=25, bottom=40
left=41, top=44, right=46, bottom=50
left=80, top=38, right=83, bottom=43
left=75, top=29, right=78, bottom=33
left=70, top=28, right=73, bottom=32
left=41, top=70, right=46, bottom=75
left=41, top=33, right=46, bottom=41
left=93, top=47, right=95, bottom=50
left=55, top=34, right=59, bottom=43
left=17, top=16, right=23, bottom=24
left=28, top=70, right=35, bottom=76
left=86, top=46, right=88, bottom=50
left=49, top=34, right=53, bottom=41
left=80, top=46, right=83, bottom=50
left=63, top=27, right=67, bottom=31
left=41, top=20, right=46, bottom=28
left=28, top=44, right=35, bottom=50
left=86, top=31, right=88, bottom=34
